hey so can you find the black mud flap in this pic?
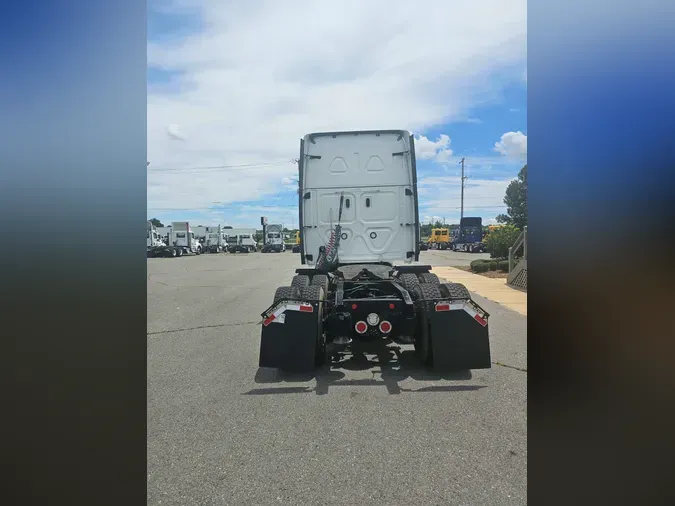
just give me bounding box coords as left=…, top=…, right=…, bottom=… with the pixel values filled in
left=429, top=300, right=491, bottom=371
left=259, top=301, right=319, bottom=373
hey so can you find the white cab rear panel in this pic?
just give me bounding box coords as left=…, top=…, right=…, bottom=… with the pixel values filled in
left=300, top=130, right=419, bottom=265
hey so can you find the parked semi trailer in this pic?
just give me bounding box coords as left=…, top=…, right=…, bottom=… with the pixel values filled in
left=259, top=130, right=492, bottom=373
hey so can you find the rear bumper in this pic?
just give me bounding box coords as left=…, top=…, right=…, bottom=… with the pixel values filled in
left=259, top=295, right=492, bottom=371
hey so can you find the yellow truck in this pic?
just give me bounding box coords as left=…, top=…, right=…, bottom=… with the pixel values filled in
left=484, top=224, right=503, bottom=241
left=427, top=228, right=450, bottom=250
left=291, top=230, right=301, bottom=253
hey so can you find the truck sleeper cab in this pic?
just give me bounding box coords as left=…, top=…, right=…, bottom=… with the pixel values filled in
left=227, top=229, right=257, bottom=253
left=259, top=130, right=491, bottom=374
left=262, top=224, right=286, bottom=253
left=451, top=217, right=486, bottom=253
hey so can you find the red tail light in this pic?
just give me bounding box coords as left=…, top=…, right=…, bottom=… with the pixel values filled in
left=355, top=321, right=368, bottom=334
left=379, top=321, right=392, bottom=334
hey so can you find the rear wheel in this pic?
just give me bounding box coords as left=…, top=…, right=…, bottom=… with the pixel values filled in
left=273, top=285, right=301, bottom=304
left=300, top=285, right=327, bottom=366
left=413, top=283, right=443, bottom=366
left=291, top=275, right=310, bottom=290
left=439, top=282, right=471, bottom=300
left=176, top=248, right=183, bottom=257
left=398, top=273, right=420, bottom=294
left=310, top=274, right=329, bottom=294
left=170, top=249, right=177, bottom=258
left=419, top=272, right=440, bottom=285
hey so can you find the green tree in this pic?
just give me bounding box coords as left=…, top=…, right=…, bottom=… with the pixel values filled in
left=485, top=224, right=522, bottom=259
left=149, top=218, right=164, bottom=227
left=498, top=164, right=527, bottom=229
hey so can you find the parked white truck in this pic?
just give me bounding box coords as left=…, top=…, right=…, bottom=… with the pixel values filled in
left=168, top=221, right=202, bottom=257
left=147, top=222, right=168, bottom=257
left=261, top=223, right=286, bottom=253
left=156, top=226, right=172, bottom=243
left=227, top=228, right=257, bottom=253
left=204, top=226, right=228, bottom=253
left=258, top=129, right=492, bottom=374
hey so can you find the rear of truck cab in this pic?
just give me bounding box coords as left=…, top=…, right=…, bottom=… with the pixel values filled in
left=299, top=130, right=420, bottom=267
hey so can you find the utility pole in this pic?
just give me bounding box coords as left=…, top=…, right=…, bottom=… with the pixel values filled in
left=459, top=157, right=467, bottom=222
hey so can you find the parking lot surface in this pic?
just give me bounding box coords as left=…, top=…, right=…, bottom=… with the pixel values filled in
left=147, top=250, right=527, bottom=505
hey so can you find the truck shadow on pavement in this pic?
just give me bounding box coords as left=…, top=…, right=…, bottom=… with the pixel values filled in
left=246, top=344, right=486, bottom=396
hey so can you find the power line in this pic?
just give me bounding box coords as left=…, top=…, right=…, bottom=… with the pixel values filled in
left=147, top=203, right=505, bottom=212
left=421, top=205, right=507, bottom=210
left=148, top=204, right=297, bottom=211
left=147, top=160, right=294, bottom=173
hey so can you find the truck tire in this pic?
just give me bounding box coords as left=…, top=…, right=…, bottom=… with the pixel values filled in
left=177, top=248, right=183, bottom=257
left=398, top=273, right=420, bottom=295
left=170, top=249, right=177, bottom=258
left=273, top=285, right=301, bottom=304
left=412, top=283, right=442, bottom=366
left=291, top=275, right=310, bottom=290
left=418, top=272, right=440, bottom=285
left=439, top=282, right=471, bottom=300
left=310, top=274, right=329, bottom=293
left=299, top=285, right=327, bottom=366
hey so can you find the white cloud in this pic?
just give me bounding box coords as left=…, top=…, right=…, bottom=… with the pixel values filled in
left=415, top=134, right=453, bottom=163
left=147, top=0, right=527, bottom=225
left=466, top=118, right=483, bottom=124
left=494, top=131, right=527, bottom=158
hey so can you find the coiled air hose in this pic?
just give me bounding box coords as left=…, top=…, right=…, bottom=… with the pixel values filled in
left=316, top=193, right=344, bottom=270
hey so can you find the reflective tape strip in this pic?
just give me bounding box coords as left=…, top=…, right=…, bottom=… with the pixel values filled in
left=434, top=300, right=488, bottom=327
left=262, top=302, right=313, bottom=326
left=460, top=303, right=488, bottom=327
left=435, top=301, right=465, bottom=312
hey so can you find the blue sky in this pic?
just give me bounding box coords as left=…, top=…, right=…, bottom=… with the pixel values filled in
left=147, top=0, right=527, bottom=228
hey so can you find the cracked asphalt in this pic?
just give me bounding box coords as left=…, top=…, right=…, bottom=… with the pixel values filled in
left=147, top=251, right=527, bottom=505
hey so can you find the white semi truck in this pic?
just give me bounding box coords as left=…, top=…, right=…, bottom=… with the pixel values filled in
left=259, top=129, right=492, bottom=374
left=204, top=226, right=228, bottom=253
left=261, top=223, right=286, bottom=253
left=147, top=222, right=168, bottom=257
left=167, top=221, right=202, bottom=257
left=156, top=226, right=172, bottom=243
left=227, top=228, right=257, bottom=253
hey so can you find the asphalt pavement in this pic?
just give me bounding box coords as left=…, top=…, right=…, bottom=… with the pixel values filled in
left=147, top=250, right=527, bottom=505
